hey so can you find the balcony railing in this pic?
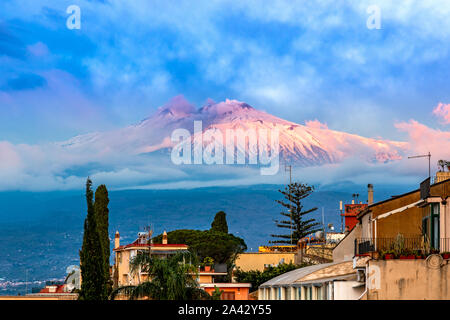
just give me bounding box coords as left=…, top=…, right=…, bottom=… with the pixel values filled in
left=355, top=237, right=450, bottom=255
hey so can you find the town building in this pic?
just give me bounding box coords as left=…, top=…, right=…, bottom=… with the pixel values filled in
left=342, top=203, right=368, bottom=233
left=201, top=283, right=252, bottom=300
left=355, top=174, right=450, bottom=299
left=334, top=171, right=450, bottom=299
left=0, top=267, right=82, bottom=300
left=258, top=260, right=365, bottom=300
left=112, top=229, right=251, bottom=300
left=112, top=230, right=189, bottom=287
left=235, top=251, right=298, bottom=272
left=260, top=169, right=450, bottom=300
left=236, top=231, right=346, bottom=273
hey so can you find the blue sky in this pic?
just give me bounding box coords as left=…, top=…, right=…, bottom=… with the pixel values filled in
left=0, top=1, right=450, bottom=190
left=0, top=0, right=449, bottom=142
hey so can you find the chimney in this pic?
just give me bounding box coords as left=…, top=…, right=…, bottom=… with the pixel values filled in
left=368, top=184, right=374, bottom=205
left=114, top=231, right=120, bottom=249
left=162, top=230, right=168, bottom=245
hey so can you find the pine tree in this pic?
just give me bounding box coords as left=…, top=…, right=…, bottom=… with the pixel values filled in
left=94, top=184, right=111, bottom=294
left=270, top=182, right=321, bottom=245
left=79, top=178, right=108, bottom=300
left=211, top=211, right=228, bottom=234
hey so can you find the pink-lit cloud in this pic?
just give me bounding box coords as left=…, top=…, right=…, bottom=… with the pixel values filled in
left=395, top=119, right=450, bottom=160
left=305, top=119, right=328, bottom=130
left=433, top=102, right=450, bottom=124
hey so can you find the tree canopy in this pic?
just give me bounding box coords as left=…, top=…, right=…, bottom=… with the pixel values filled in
left=94, top=184, right=110, bottom=291
left=153, top=229, right=247, bottom=265
left=79, top=178, right=109, bottom=300
left=271, top=182, right=321, bottom=244
left=211, top=211, right=228, bottom=234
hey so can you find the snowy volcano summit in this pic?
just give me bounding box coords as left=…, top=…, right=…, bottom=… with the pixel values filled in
left=60, top=96, right=407, bottom=167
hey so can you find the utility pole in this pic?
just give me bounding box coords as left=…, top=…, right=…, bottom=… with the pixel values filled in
left=408, top=152, right=431, bottom=179
left=322, top=208, right=325, bottom=234
left=285, top=164, right=293, bottom=245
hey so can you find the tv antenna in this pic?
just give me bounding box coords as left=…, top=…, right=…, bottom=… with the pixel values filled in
left=408, top=152, right=431, bottom=178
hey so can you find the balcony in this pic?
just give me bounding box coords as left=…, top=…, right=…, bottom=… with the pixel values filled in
left=355, top=237, right=450, bottom=257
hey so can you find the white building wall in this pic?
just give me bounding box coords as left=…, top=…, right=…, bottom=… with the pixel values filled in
left=333, top=281, right=364, bottom=300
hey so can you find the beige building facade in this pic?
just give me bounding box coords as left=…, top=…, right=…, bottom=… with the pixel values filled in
left=113, top=231, right=189, bottom=287
left=366, top=257, right=450, bottom=300
left=235, top=252, right=297, bottom=272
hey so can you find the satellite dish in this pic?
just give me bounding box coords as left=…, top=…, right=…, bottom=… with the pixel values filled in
left=66, top=265, right=80, bottom=274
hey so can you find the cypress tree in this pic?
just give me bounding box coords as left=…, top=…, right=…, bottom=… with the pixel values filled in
left=79, top=178, right=108, bottom=300
left=94, top=184, right=110, bottom=292
left=211, top=211, right=228, bottom=234
left=270, top=182, right=321, bottom=245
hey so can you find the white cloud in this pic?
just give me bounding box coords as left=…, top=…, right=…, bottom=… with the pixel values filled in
left=395, top=119, right=450, bottom=161
left=0, top=99, right=447, bottom=191
left=433, top=103, right=450, bottom=124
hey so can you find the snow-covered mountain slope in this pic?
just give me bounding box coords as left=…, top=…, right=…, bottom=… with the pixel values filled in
left=59, top=96, right=407, bottom=166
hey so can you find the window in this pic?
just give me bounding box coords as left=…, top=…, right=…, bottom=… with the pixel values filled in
left=422, top=217, right=429, bottom=239
left=431, top=204, right=440, bottom=250
left=423, top=204, right=440, bottom=250
left=298, top=287, right=302, bottom=300
left=222, top=292, right=235, bottom=300
left=278, top=287, right=281, bottom=300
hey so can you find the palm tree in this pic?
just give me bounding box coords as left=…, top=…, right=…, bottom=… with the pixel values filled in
left=110, top=251, right=210, bottom=300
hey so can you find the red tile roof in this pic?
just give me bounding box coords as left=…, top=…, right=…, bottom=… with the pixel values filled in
left=114, top=239, right=188, bottom=251
left=39, top=284, right=65, bottom=294
left=343, top=204, right=368, bottom=216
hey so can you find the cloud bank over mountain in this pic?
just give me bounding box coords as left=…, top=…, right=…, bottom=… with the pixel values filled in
left=0, top=97, right=448, bottom=191
left=1, top=2, right=450, bottom=190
